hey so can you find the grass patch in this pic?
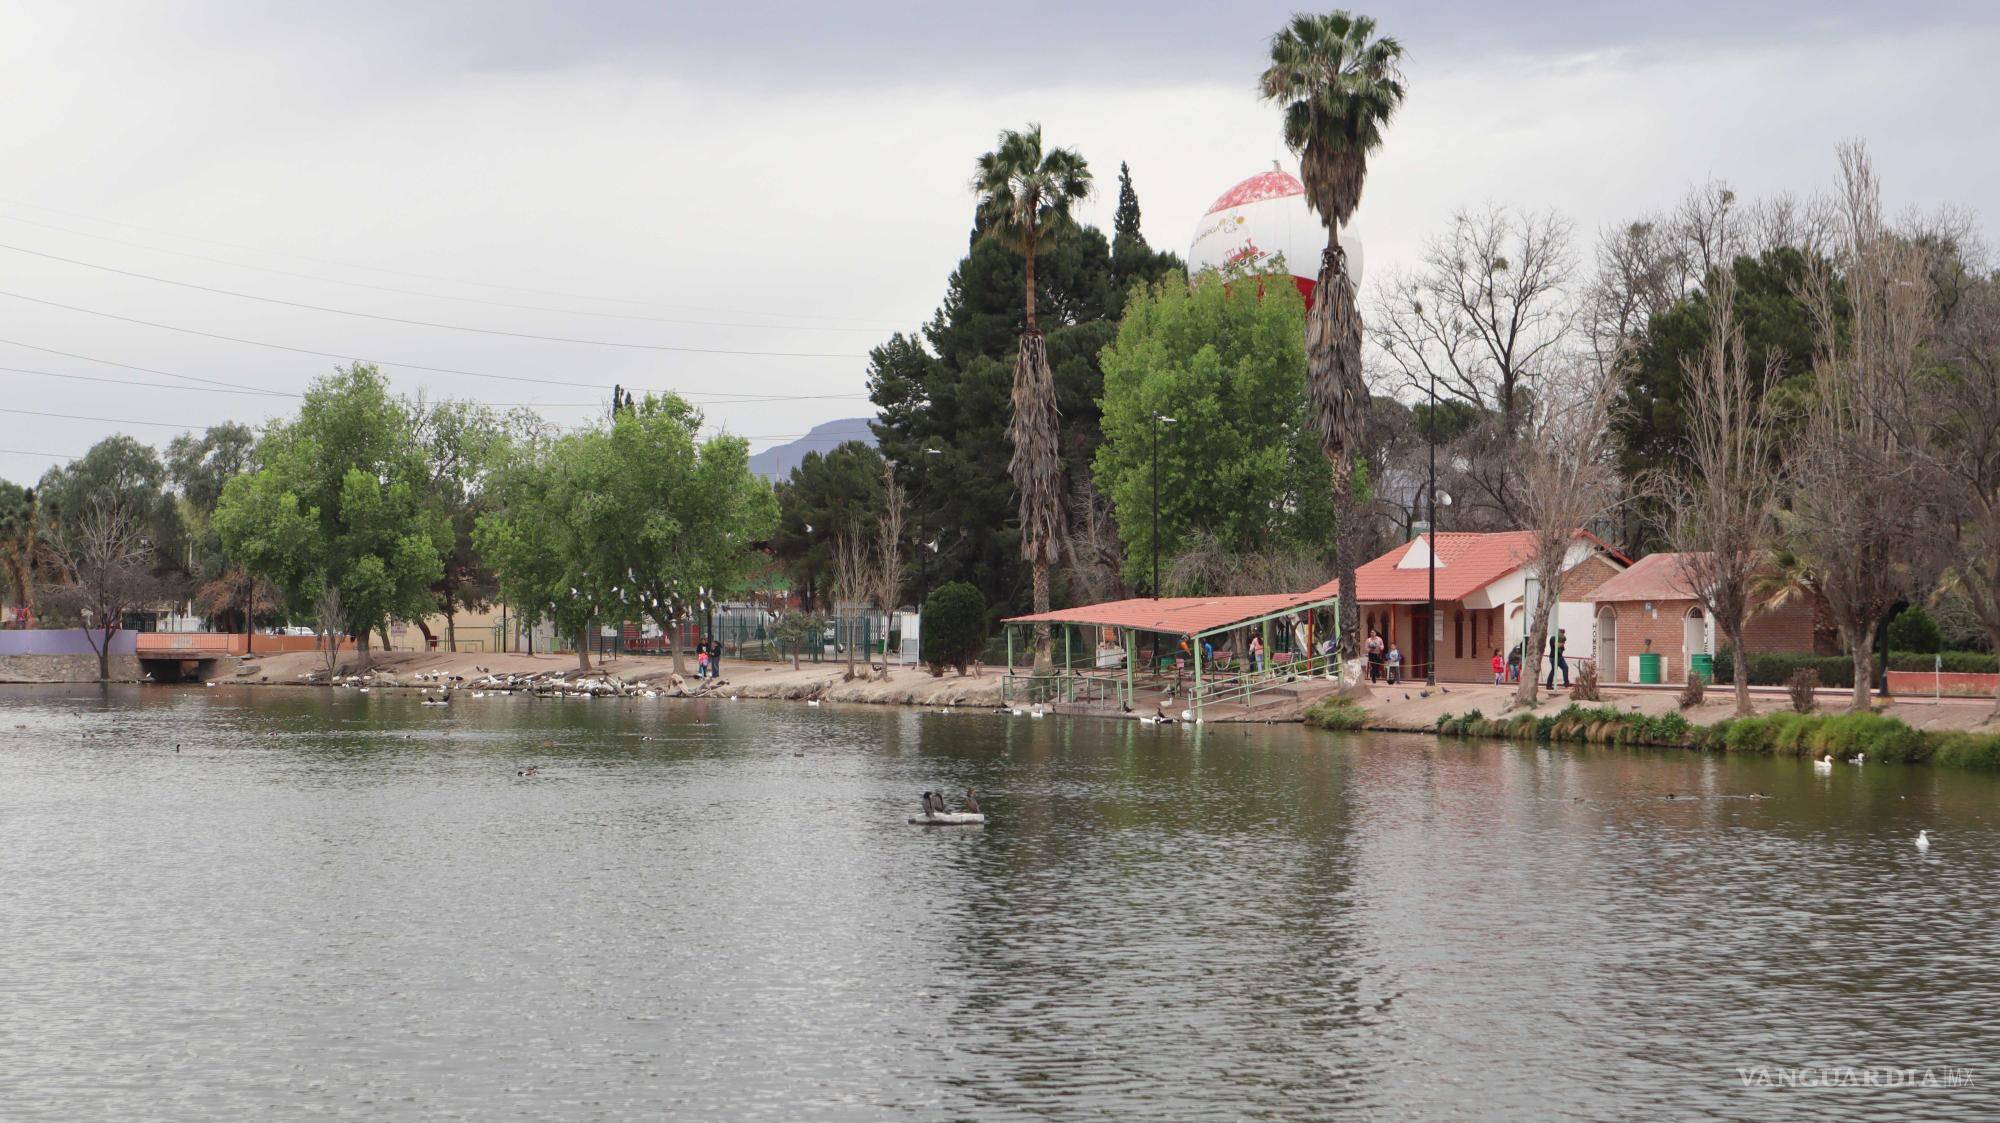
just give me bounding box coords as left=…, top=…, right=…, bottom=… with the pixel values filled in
left=1303, top=695, right=1369, bottom=731
left=1429, top=701, right=2000, bottom=772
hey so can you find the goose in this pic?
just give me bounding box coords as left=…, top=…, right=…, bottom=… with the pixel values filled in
left=1851, top=753, right=1866, bottom=766
left=1009, top=707, right=1026, bottom=717
left=1138, top=714, right=1159, bottom=726
left=1915, top=829, right=1931, bottom=852
left=1029, top=705, right=1046, bottom=719
left=1813, top=755, right=1833, bottom=772
left=807, top=699, right=821, bottom=707
left=1181, top=709, right=1194, bottom=722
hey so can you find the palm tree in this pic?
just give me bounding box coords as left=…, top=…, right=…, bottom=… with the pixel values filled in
left=1260, top=10, right=1405, bottom=669
left=0, top=483, right=45, bottom=626
left=973, top=124, right=1093, bottom=677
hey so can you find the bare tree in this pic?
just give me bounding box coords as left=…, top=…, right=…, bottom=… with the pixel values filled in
left=1065, top=475, right=1126, bottom=606
left=315, top=584, right=345, bottom=677
left=873, top=466, right=906, bottom=679
left=40, top=499, right=162, bottom=680
left=1512, top=356, right=1626, bottom=706
left=831, top=528, right=872, bottom=681
left=1371, top=205, right=1576, bottom=432
left=1656, top=269, right=1783, bottom=715
left=1785, top=143, right=1945, bottom=711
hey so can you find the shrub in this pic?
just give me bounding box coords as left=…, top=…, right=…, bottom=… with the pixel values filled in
left=1305, top=695, right=1368, bottom=730
left=1787, top=668, right=1819, bottom=713
left=1677, top=672, right=1705, bottom=709
left=1713, top=648, right=1998, bottom=686
left=1572, top=659, right=1601, bottom=701
left=920, top=582, right=987, bottom=676
left=1932, top=732, right=2000, bottom=771
left=1809, top=712, right=1928, bottom=763
left=1888, top=606, right=1943, bottom=654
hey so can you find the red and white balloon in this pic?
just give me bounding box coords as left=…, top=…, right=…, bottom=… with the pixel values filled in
left=1187, top=166, right=1362, bottom=304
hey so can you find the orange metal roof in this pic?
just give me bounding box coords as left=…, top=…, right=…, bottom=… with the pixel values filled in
left=1300, top=531, right=1548, bottom=603
left=1588, top=552, right=1703, bottom=603
left=1005, top=590, right=1336, bottom=635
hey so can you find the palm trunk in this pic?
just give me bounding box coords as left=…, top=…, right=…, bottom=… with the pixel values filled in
left=1307, top=234, right=1369, bottom=666
left=1031, top=561, right=1052, bottom=675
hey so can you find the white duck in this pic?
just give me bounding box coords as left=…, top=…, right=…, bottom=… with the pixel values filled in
left=1915, top=829, right=1931, bottom=852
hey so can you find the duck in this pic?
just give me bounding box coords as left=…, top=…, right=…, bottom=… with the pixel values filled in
left=1915, top=829, right=1931, bottom=852
left=807, top=699, right=821, bottom=707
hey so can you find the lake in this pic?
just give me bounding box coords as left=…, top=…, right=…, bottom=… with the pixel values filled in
left=2, top=685, right=1993, bottom=1121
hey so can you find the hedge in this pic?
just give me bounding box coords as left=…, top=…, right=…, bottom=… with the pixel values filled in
left=1430, top=703, right=2000, bottom=772
left=1709, top=649, right=1998, bottom=688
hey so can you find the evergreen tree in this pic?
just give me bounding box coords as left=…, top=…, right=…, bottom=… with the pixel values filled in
left=1113, top=162, right=1144, bottom=254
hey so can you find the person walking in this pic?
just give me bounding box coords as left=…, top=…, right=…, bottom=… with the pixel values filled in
left=1365, top=628, right=1385, bottom=683
left=1386, top=642, right=1403, bottom=685
left=1545, top=628, right=1570, bottom=689
left=1491, top=648, right=1506, bottom=686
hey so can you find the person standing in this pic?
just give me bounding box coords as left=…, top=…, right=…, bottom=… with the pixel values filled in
left=706, top=636, right=722, bottom=679
left=1365, top=628, right=1385, bottom=683
left=1386, top=642, right=1403, bottom=685
left=1545, top=628, right=1570, bottom=689
left=1491, top=648, right=1506, bottom=686
left=1248, top=634, right=1264, bottom=674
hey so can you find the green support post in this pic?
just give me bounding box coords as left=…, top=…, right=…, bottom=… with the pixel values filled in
left=1124, top=628, right=1135, bottom=708
left=1194, top=632, right=1203, bottom=721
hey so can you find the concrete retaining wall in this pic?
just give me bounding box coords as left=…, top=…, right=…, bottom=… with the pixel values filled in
left=0, top=653, right=144, bottom=682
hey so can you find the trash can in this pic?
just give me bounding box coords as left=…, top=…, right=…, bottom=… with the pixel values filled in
left=1638, top=652, right=1663, bottom=684
left=1689, top=653, right=1714, bottom=684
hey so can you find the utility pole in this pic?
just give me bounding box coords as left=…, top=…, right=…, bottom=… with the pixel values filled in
left=1151, top=413, right=1175, bottom=598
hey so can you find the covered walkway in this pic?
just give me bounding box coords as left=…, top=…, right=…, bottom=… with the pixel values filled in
left=1003, top=590, right=1340, bottom=717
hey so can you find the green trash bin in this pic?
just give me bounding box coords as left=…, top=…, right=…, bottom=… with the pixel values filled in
left=1637, top=652, right=1663, bottom=684
left=1689, top=653, right=1714, bottom=683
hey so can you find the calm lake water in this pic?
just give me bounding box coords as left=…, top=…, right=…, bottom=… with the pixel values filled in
left=2, top=685, right=1995, bottom=1121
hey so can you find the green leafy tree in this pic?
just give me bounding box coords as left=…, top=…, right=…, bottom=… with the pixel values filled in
left=1261, top=9, right=1406, bottom=661
left=414, top=398, right=520, bottom=650
left=167, top=423, right=260, bottom=632
left=0, top=481, right=47, bottom=625
left=973, top=122, right=1094, bottom=676
left=577, top=394, right=779, bottom=676
left=1094, top=269, right=1330, bottom=589
left=772, top=441, right=886, bottom=611
left=216, top=364, right=447, bottom=669
left=921, top=580, right=987, bottom=676
left=474, top=431, right=604, bottom=669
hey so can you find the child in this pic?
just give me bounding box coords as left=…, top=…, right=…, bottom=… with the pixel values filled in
left=697, top=647, right=711, bottom=679
left=1386, top=643, right=1403, bottom=685
left=1491, top=648, right=1505, bottom=686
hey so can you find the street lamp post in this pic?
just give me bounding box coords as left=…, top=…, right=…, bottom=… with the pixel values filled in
left=1151, top=414, right=1175, bottom=598
left=1426, top=365, right=1438, bottom=686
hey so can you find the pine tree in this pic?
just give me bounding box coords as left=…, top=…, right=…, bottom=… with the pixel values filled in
left=1113, top=162, right=1146, bottom=255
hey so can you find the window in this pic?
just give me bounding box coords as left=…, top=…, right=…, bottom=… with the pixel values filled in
left=1454, top=611, right=1463, bottom=658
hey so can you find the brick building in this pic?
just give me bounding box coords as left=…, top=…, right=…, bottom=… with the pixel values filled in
left=1586, top=552, right=1820, bottom=684
left=1307, top=530, right=1630, bottom=683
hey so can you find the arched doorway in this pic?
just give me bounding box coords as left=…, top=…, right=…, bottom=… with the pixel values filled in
left=1683, top=607, right=1707, bottom=679
left=1596, top=606, right=1618, bottom=682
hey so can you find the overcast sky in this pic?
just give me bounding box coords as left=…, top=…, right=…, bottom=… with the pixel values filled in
left=1, top=0, right=1995, bottom=486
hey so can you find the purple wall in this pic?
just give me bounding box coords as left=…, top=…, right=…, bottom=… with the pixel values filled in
left=0, top=629, right=140, bottom=656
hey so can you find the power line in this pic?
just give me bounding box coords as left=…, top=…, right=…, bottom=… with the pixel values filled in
left=0, top=292, right=863, bottom=390
left=0, top=447, right=78, bottom=461
left=0, top=211, right=893, bottom=334
left=0, top=360, right=871, bottom=407
left=0, top=196, right=897, bottom=329
left=0, top=334, right=293, bottom=397
left=0, top=405, right=201, bottom=431
left=0, top=243, right=869, bottom=358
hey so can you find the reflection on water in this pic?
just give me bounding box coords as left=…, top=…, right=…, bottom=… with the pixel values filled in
left=2, top=685, right=1994, bottom=1120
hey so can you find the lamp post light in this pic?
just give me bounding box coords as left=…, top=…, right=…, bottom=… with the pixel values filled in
left=1151, top=413, right=1175, bottom=599
left=1426, top=362, right=1438, bottom=687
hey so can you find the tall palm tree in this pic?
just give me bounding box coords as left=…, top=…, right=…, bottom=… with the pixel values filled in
left=973, top=124, right=1093, bottom=677
left=1261, top=10, right=1405, bottom=669
left=0, top=483, right=44, bottom=626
